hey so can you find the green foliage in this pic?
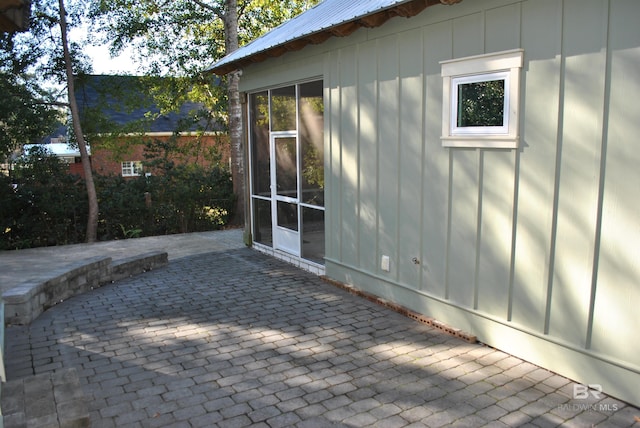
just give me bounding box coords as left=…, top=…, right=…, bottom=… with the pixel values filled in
left=239, top=0, right=321, bottom=45
left=76, top=75, right=156, bottom=137
left=89, top=0, right=320, bottom=77
left=89, top=0, right=223, bottom=78
left=0, top=147, right=87, bottom=249
left=142, top=135, right=224, bottom=173
left=0, top=148, right=235, bottom=250
left=93, top=173, right=149, bottom=241
left=87, top=0, right=321, bottom=132
left=75, top=74, right=225, bottom=163
left=95, top=165, right=235, bottom=240
left=457, top=79, right=505, bottom=127
left=0, top=0, right=320, bottom=250
left=1, top=0, right=93, bottom=83
left=0, top=73, right=61, bottom=163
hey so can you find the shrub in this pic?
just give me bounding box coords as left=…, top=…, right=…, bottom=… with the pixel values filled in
left=95, top=164, right=235, bottom=240
left=0, top=147, right=87, bottom=249
left=0, top=148, right=235, bottom=249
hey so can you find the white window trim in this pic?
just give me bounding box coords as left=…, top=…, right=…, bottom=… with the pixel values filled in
left=441, top=49, right=524, bottom=149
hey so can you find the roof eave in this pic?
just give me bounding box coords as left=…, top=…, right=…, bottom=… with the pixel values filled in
left=208, top=0, right=462, bottom=76
left=0, top=0, right=30, bottom=32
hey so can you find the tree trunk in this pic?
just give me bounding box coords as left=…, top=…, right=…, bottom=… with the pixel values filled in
left=223, top=0, right=246, bottom=229
left=58, top=0, right=99, bottom=243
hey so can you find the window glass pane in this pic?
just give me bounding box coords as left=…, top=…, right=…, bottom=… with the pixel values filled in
left=275, top=137, right=297, bottom=199
left=302, top=206, right=324, bottom=264
left=277, top=201, right=298, bottom=231
left=253, top=198, right=272, bottom=246
left=299, top=81, right=324, bottom=207
left=271, top=86, right=297, bottom=131
left=250, top=92, right=270, bottom=196
left=457, top=79, right=505, bottom=127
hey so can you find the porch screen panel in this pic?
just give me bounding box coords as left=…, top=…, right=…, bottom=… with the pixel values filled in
left=271, top=86, right=297, bottom=131
left=250, top=91, right=270, bottom=197
left=300, top=80, right=325, bottom=207
left=277, top=201, right=299, bottom=231
left=252, top=198, right=272, bottom=246
left=275, top=137, right=298, bottom=199
left=302, top=206, right=324, bottom=264
left=249, top=80, right=325, bottom=264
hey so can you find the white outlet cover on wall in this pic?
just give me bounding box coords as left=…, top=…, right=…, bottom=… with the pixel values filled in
left=381, top=255, right=390, bottom=272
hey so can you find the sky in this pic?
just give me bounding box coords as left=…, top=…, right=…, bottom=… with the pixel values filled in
left=71, top=22, right=141, bottom=75
left=85, top=43, right=139, bottom=75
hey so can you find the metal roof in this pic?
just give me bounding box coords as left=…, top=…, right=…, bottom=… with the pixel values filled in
left=24, top=143, right=86, bottom=157
left=208, top=0, right=459, bottom=75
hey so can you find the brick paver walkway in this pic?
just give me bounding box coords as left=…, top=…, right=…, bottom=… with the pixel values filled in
left=5, top=247, right=640, bottom=427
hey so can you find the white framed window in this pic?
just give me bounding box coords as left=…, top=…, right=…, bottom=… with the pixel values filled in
left=441, top=49, right=523, bottom=149
left=122, top=161, right=142, bottom=176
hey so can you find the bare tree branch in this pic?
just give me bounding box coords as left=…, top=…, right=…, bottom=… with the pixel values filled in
left=34, top=101, right=70, bottom=108
left=237, top=0, right=248, bottom=19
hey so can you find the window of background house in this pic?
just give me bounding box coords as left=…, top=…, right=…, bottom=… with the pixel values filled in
left=122, top=161, right=142, bottom=176
left=441, top=49, right=523, bottom=149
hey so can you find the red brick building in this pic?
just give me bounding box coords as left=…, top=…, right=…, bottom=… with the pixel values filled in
left=89, top=133, right=230, bottom=178
left=77, top=75, right=229, bottom=178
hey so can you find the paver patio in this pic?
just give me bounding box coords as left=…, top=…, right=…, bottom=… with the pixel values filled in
left=3, top=239, right=640, bottom=427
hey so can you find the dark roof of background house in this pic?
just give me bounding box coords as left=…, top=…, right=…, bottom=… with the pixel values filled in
left=74, top=75, right=223, bottom=134
left=39, top=124, right=68, bottom=144
left=208, top=0, right=459, bottom=75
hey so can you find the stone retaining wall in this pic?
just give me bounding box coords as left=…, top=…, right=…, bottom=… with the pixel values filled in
left=3, top=251, right=168, bottom=326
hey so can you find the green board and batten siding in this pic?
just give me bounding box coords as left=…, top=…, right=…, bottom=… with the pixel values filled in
left=238, top=0, right=640, bottom=406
